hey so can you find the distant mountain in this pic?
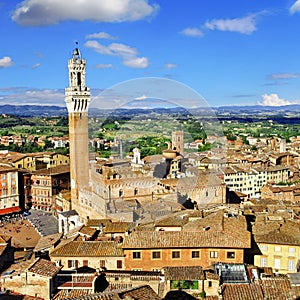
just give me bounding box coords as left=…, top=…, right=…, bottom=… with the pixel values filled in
left=1, top=103, right=300, bottom=118
left=0, top=105, right=67, bottom=117
left=217, top=104, right=300, bottom=112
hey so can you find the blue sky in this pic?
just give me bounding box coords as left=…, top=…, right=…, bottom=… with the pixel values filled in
left=1, top=0, right=300, bottom=108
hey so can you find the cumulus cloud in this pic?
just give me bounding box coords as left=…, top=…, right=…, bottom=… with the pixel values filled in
left=269, top=73, right=300, bottom=80
left=290, top=0, right=300, bottom=13
left=0, top=87, right=65, bottom=106
left=85, top=32, right=117, bottom=40
left=0, top=56, right=13, bottom=68
left=259, top=93, right=293, bottom=106
left=12, top=0, right=159, bottom=26
left=180, top=27, right=204, bottom=37
left=205, top=13, right=259, bottom=34
left=85, top=40, right=149, bottom=68
left=164, top=63, right=177, bottom=69
left=123, top=57, right=148, bottom=68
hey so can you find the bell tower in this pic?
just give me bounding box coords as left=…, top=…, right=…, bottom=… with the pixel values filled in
left=65, top=46, right=90, bottom=211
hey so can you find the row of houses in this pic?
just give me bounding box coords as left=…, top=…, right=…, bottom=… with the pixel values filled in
left=0, top=203, right=299, bottom=299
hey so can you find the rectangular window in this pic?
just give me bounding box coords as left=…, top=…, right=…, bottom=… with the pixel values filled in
left=133, top=251, right=141, bottom=259
left=192, top=251, right=200, bottom=258
left=172, top=251, right=180, bottom=259
left=289, top=247, right=295, bottom=253
left=210, top=251, right=218, bottom=258
left=83, top=260, right=88, bottom=267
left=117, top=260, right=122, bottom=269
left=2, top=174, right=6, bottom=180
left=152, top=251, right=161, bottom=259
left=275, top=246, right=281, bottom=252
left=68, top=260, right=78, bottom=268
left=261, top=257, right=267, bottom=267
left=100, top=260, right=105, bottom=268
left=288, top=260, right=294, bottom=271
left=227, top=252, right=235, bottom=259
left=274, top=258, right=281, bottom=269
left=261, top=245, right=267, bottom=251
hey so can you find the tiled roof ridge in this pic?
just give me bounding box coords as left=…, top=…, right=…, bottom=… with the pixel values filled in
left=123, top=230, right=250, bottom=249
left=255, top=229, right=300, bottom=245
left=50, top=240, right=124, bottom=257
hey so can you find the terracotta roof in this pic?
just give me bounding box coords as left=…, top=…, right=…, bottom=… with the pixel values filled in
left=255, top=230, right=300, bottom=246
left=123, top=230, right=251, bottom=249
left=253, top=219, right=300, bottom=246
left=86, top=219, right=112, bottom=228
left=28, top=258, right=61, bottom=277
left=78, top=225, right=98, bottom=237
left=222, top=283, right=263, bottom=300
left=260, top=277, right=291, bottom=299
left=0, top=164, right=17, bottom=172
left=72, top=285, right=160, bottom=300
left=34, top=232, right=63, bottom=252
left=183, top=210, right=248, bottom=234
left=163, top=266, right=204, bottom=280
left=50, top=241, right=124, bottom=257
left=154, top=212, right=189, bottom=228
left=102, top=222, right=135, bottom=234
left=32, top=164, right=70, bottom=176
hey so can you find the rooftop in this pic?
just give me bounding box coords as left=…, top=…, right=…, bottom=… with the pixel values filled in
left=50, top=241, right=124, bottom=257
left=28, top=258, right=61, bottom=277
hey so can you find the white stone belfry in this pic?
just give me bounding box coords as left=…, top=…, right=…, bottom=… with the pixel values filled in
left=65, top=46, right=90, bottom=212
left=65, top=47, right=90, bottom=114
left=132, top=147, right=144, bottom=165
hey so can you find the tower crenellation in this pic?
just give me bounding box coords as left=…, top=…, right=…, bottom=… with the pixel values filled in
left=65, top=48, right=90, bottom=114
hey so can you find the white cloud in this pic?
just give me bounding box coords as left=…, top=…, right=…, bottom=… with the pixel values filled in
left=290, top=0, right=300, bottom=14
left=259, top=93, right=293, bottom=106
left=12, top=0, right=159, bottom=26
left=123, top=57, right=148, bottom=68
left=180, top=27, right=204, bottom=37
left=269, top=73, right=300, bottom=80
left=134, top=95, right=147, bottom=100
left=95, top=64, right=113, bottom=69
left=0, top=56, right=13, bottom=68
left=85, top=40, right=149, bottom=68
left=205, top=14, right=259, bottom=35
left=165, top=63, right=178, bottom=70
left=32, top=63, right=41, bottom=69
left=0, top=87, right=65, bottom=106
left=85, top=32, right=117, bottom=40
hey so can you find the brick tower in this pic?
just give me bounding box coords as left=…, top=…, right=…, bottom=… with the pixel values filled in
left=65, top=47, right=90, bottom=211
left=172, top=130, right=184, bottom=154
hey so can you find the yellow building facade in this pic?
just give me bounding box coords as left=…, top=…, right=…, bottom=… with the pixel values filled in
left=254, top=242, right=300, bottom=273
